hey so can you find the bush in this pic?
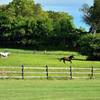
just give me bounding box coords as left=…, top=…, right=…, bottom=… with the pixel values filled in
left=78, top=33, right=100, bottom=60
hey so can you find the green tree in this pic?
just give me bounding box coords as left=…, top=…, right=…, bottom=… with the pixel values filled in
left=81, top=0, right=100, bottom=33
left=0, top=11, right=11, bottom=39
left=48, top=11, right=75, bottom=36
left=6, top=0, right=35, bottom=18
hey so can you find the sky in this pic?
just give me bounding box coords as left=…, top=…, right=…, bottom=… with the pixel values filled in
left=0, top=0, right=93, bottom=31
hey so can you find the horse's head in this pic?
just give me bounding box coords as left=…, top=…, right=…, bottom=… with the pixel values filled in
left=69, top=55, right=74, bottom=59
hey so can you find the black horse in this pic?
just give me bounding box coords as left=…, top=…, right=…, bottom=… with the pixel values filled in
left=59, top=55, right=74, bottom=63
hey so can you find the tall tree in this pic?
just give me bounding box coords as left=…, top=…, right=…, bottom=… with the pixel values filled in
left=47, top=11, right=75, bottom=36
left=93, top=0, right=100, bottom=32
left=5, top=0, right=35, bottom=18
left=0, top=11, right=11, bottom=39
left=81, top=0, right=100, bottom=33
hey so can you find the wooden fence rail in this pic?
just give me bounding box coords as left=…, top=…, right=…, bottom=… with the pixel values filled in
left=0, top=65, right=100, bottom=79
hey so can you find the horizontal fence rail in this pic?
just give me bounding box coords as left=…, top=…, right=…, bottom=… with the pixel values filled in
left=0, top=65, right=100, bottom=79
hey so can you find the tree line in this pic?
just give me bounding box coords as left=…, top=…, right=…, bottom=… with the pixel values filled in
left=0, top=0, right=77, bottom=49
left=0, top=0, right=100, bottom=60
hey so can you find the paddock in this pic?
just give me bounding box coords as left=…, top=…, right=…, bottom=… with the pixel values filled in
left=0, top=50, right=100, bottom=100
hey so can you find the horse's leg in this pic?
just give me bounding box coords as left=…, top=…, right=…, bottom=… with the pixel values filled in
left=63, top=59, right=65, bottom=63
left=70, top=60, right=72, bottom=63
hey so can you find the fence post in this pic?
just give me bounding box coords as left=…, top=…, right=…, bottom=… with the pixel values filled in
left=70, top=66, right=72, bottom=80
left=46, top=65, right=48, bottom=79
left=21, top=65, right=24, bottom=79
left=66, top=67, right=68, bottom=80
left=90, top=66, right=94, bottom=79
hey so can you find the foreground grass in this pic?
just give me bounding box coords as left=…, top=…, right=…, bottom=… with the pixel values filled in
left=0, top=48, right=100, bottom=68
left=0, top=80, right=100, bottom=100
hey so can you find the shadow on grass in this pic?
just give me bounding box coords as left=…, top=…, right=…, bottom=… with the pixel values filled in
left=73, top=58, right=86, bottom=61
left=73, top=58, right=100, bottom=61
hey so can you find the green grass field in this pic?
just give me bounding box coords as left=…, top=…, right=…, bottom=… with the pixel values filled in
left=0, top=48, right=100, bottom=68
left=0, top=48, right=100, bottom=100
left=0, top=80, right=100, bottom=100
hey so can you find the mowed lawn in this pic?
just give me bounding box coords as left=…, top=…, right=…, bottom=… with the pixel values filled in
left=0, top=49, right=100, bottom=68
left=0, top=80, right=100, bottom=100
left=0, top=49, right=100, bottom=100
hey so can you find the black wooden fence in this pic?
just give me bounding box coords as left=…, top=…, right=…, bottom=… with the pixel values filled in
left=0, top=65, right=100, bottom=79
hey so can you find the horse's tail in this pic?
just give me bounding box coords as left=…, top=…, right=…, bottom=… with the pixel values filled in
left=59, top=57, right=63, bottom=61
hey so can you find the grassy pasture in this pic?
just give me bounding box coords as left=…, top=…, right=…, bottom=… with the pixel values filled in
left=0, top=48, right=100, bottom=68
left=0, top=80, right=100, bottom=100
left=0, top=48, right=100, bottom=79
left=0, top=49, right=100, bottom=100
